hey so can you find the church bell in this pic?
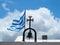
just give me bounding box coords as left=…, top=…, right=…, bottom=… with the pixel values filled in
left=27, top=31, right=33, bottom=39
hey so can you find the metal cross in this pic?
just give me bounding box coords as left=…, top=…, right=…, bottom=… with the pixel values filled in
left=27, top=16, right=34, bottom=28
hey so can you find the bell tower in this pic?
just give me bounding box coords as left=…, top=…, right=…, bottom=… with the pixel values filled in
left=23, top=16, right=37, bottom=42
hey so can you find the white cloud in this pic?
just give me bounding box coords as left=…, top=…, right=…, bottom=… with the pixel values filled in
left=16, top=7, right=60, bottom=41
left=0, top=7, right=60, bottom=42
left=2, top=3, right=10, bottom=11
left=0, top=9, right=24, bottom=42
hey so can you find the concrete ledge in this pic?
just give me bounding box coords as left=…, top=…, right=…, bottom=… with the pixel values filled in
left=0, top=42, right=60, bottom=45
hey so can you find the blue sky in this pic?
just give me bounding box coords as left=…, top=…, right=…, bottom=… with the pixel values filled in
left=0, top=0, right=60, bottom=18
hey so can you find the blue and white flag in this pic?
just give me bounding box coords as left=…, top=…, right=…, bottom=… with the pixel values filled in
left=7, top=11, right=26, bottom=32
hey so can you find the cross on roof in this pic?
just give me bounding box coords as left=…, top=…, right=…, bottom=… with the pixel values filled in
left=27, top=16, right=34, bottom=28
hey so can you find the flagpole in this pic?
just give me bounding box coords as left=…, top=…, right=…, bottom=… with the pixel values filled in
left=24, top=10, right=26, bottom=30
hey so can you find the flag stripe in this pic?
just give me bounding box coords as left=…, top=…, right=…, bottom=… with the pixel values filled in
left=16, top=25, right=25, bottom=29
left=13, top=20, right=20, bottom=22
left=12, top=23, right=19, bottom=25
left=10, top=26, right=15, bottom=27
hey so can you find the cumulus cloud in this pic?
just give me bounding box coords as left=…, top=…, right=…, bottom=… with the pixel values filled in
left=0, top=9, right=24, bottom=42
left=2, top=3, right=10, bottom=11
left=0, top=7, right=60, bottom=42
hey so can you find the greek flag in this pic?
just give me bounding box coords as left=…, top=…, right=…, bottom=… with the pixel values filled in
left=7, top=11, right=26, bottom=32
